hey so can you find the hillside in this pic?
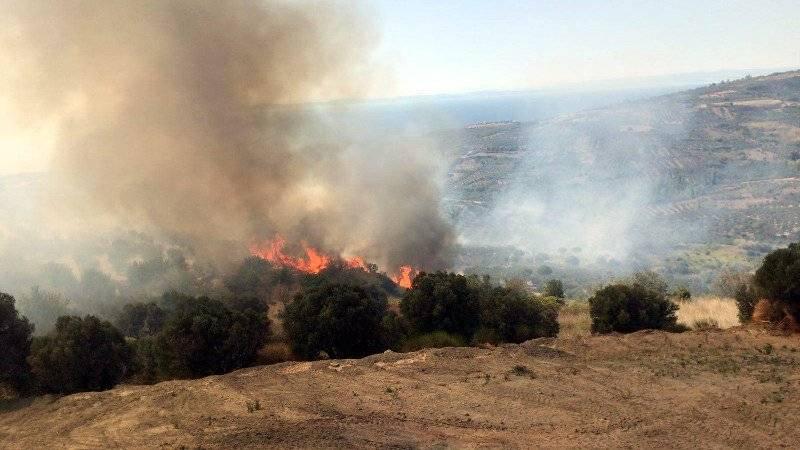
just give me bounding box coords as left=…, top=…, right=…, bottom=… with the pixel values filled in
left=446, top=71, right=800, bottom=289
left=1, top=329, right=799, bottom=448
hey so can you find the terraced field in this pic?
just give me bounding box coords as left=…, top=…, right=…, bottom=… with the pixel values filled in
left=446, top=71, right=800, bottom=282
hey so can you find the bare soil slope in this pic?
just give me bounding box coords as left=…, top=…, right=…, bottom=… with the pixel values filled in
left=2, top=329, right=799, bottom=448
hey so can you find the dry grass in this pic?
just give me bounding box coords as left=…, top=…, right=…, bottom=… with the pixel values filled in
left=676, top=296, right=740, bottom=330
left=558, top=301, right=592, bottom=337
left=255, top=342, right=296, bottom=365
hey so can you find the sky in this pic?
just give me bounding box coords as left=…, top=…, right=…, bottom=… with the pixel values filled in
left=372, top=0, right=800, bottom=97
left=1, top=0, right=799, bottom=175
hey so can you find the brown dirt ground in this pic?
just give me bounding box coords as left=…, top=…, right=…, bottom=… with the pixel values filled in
left=1, top=328, right=799, bottom=449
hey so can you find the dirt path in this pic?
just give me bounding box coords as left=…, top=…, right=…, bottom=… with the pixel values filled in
left=1, top=328, right=799, bottom=448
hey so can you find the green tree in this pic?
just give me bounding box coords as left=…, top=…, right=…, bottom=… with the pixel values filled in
left=0, top=293, right=34, bottom=392
left=153, top=296, right=270, bottom=378
left=224, top=256, right=296, bottom=301
left=475, top=286, right=559, bottom=344
left=400, top=272, right=482, bottom=340
left=115, top=302, right=166, bottom=338
left=734, top=283, right=758, bottom=323
left=629, top=271, right=669, bottom=297
left=28, top=315, right=132, bottom=394
left=542, top=279, right=565, bottom=299
left=284, top=283, right=388, bottom=359
left=589, top=283, right=679, bottom=333
left=753, top=242, right=800, bottom=321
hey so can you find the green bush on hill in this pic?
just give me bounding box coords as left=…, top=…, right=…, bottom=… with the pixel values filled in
left=115, top=302, right=166, bottom=338
left=151, top=295, right=270, bottom=379
left=753, top=242, right=800, bottom=322
left=0, top=293, right=34, bottom=392
left=28, top=315, right=132, bottom=394
left=542, top=279, right=565, bottom=299
left=400, top=272, right=482, bottom=341
left=475, top=287, right=560, bottom=344
left=283, top=282, right=388, bottom=359
left=401, top=272, right=560, bottom=345
left=589, top=279, right=679, bottom=334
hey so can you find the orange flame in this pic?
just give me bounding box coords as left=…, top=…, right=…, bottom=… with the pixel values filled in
left=344, top=256, right=367, bottom=270
left=391, top=265, right=416, bottom=289
left=249, top=235, right=331, bottom=274
left=250, top=236, right=418, bottom=288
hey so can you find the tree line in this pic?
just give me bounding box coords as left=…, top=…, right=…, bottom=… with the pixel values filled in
left=2, top=241, right=799, bottom=397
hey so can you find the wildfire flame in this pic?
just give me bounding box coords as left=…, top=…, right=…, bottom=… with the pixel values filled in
left=391, top=265, right=416, bottom=289
left=249, top=235, right=330, bottom=274
left=250, top=235, right=417, bottom=288
left=343, top=256, right=367, bottom=270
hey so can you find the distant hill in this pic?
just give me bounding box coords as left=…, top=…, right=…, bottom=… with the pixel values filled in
left=446, top=70, right=800, bottom=286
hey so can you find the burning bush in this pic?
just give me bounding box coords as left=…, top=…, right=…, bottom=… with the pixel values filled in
left=589, top=283, right=679, bottom=334
left=28, top=315, right=133, bottom=394
left=0, top=293, right=34, bottom=393
left=283, top=282, right=388, bottom=359
left=150, top=296, right=270, bottom=379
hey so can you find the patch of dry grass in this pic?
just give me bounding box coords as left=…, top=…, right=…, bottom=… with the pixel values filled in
left=256, top=342, right=296, bottom=365
left=558, top=301, right=591, bottom=338
left=676, top=296, right=740, bottom=330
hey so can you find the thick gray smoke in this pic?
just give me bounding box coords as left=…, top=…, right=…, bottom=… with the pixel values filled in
left=1, top=0, right=454, bottom=272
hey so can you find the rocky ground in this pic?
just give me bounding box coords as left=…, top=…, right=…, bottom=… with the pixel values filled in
left=2, top=328, right=799, bottom=448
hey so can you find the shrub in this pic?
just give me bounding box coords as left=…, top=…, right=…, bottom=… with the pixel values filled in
left=671, top=287, right=692, bottom=301
left=303, top=262, right=400, bottom=298
left=753, top=242, right=800, bottom=322
left=0, top=293, right=34, bottom=392
left=400, top=272, right=482, bottom=340
left=589, top=283, right=679, bottom=333
left=153, top=296, right=270, bottom=378
left=400, top=331, right=465, bottom=352
left=734, top=283, right=758, bottom=323
left=380, top=310, right=409, bottom=351
left=115, top=302, right=166, bottom=338
left=128, top=336, right=159, bottom=384
left=283, top=283, right=387, bottom=359
left=692, top=318, right=720, bottom=330
left=542, top=279, right=565, bottom=299
left=28, top=315, right=132, bottom=394
left=476, top=287, right=559, bottom=344
left=629, top=271, right=669, bottom=296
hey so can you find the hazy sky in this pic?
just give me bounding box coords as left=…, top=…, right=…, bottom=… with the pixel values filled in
left=1, top=0, right=799, bottom=175
left=373, top=0, right=800, bottom=96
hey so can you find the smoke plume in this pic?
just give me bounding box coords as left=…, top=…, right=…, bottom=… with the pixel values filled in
left=1, top=0, right=454, bottom=271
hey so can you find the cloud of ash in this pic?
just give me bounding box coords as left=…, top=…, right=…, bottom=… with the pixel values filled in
left=0, top=0, right=454, bottom=272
